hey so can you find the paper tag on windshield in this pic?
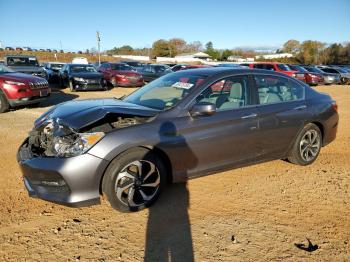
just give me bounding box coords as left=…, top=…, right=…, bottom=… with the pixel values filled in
left=29, top=57, right=36, bottom=60
left=172, top=82, right=193, bottom=89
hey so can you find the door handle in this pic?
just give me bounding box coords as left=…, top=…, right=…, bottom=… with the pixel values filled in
left=241, top=113, right=257, bottom=119
left=294, top=105, right=307, bottom=110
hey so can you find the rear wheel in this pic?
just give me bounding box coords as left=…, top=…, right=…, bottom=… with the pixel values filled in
left=0, top=92, right=10, bottom=113
left=102, top=148, right=166, bottom=212
left=288, top=123, right=322, bottom=166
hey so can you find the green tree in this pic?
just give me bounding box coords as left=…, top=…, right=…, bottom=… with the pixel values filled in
left=298, top=40, right=325, bottom=64
left=221, top=49, right=233, bottom=60
left=152, top=39, right=172, bottom=57
left=205, top=41, right=220, bottom=60
left=283, top=39, right=300, bottom=54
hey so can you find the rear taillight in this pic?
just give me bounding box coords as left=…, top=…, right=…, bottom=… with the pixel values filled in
left=332, top=101, right=338, bottom=112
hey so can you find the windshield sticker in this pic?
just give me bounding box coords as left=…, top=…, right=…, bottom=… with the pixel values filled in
left=172, top=82, right=194, bottom=89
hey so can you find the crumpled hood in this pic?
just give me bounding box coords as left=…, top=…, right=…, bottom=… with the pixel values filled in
left=34, top=98, right=159, bottom=130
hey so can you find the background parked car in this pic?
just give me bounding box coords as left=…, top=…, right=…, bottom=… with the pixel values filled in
left=288, top=64, right=323, bottom=86
left=248, top=62, right=308, bottom=82
left=120, top=61, right=144, bottom=72
left=42, top=62, right=66, bottom=83
left=59, top=63, right=107, bottom=91
left=171, top=64, right=212, bottom=72
left=98, top=63, right=144, bottom=87
left=139, top=64, right=172, bottom=82
left=72, top=57, right=89, bottom=64
left=0, top=64, right=50, bottom=113
left=301, top=65, right=341, bottom=85
left=4, top=55, right=47, bottom=79
left=317, top=66, right=350, bottom=84
left=216, top=63, right=246, bottom=68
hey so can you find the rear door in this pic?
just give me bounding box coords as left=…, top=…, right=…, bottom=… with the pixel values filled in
left=253, top=74, right=309, bottom=159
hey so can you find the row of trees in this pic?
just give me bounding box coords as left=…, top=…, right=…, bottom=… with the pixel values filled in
left=106, top=38, right=350, bottom=64
left=282, top=39, right=350, bottom=64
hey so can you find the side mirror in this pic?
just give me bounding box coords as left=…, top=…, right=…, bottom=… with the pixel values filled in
left=190, top=102, right=216, bottom=117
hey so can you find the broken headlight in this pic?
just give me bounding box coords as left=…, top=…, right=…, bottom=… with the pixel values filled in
left=39, top=119, right=104, bottom=157
left=52, top=132, right=104, bottom=157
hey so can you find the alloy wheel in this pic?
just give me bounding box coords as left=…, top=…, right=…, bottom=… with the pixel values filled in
left=299, top=130, right=321, bottom=162
left=115, top=160, right=160, bottom=207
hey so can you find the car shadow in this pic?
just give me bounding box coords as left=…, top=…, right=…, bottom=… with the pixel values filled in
left=38, top=87, right=79, bottom=107
left=144, top=121, right=196, bottom=262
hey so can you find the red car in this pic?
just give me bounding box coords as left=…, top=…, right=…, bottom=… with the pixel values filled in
left=0, top=65, right=50, bottom=113
left=248, top=62, right=306, bottom=82
left=288, top=64, right=324, bottom=86
left=98, top=63, right=144, bottom=87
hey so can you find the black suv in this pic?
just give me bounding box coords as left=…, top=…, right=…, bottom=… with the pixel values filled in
left=4, top=55, right=47, bottom=79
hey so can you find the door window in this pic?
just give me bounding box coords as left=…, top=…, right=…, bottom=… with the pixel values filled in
left=196, top=75, right=250, bottom=110
left=254, top=75, right=304, bottom=105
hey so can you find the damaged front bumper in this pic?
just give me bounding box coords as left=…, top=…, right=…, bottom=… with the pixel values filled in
left=17, top=138, right=109, bottom=207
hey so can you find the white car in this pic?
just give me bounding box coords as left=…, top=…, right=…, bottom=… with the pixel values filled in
left=72, top=57, right=88, bottom=64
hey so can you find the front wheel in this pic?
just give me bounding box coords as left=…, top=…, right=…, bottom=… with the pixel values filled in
left=69, top=80, right=75, bottom=92
left=288, top=123, right=322, bottom=166
left=0, top=92, right=10, bottom=113
left=102, top=148, right=166, bottom=212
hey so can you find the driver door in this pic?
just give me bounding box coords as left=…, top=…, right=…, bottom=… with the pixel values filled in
left=170, top=75, right=261, bottom=178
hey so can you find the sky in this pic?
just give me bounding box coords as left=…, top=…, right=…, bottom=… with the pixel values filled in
left=0, top=0, right=349, bottom=52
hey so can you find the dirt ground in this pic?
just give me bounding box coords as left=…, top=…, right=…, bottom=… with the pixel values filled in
left=0, top=84, right=349, bottom=261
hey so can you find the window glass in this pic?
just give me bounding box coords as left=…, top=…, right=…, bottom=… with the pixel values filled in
left=196, top=75, right=249, bottom=110
left=124, top=73, right=208, bottom=110
left=254, top=75, right=304, bottom=105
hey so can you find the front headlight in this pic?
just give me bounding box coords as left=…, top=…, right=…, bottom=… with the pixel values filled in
left=73, top=77, right=85, bottom=82
left=4, top=80, right=26, bottom=86
left=52, top=132, right=104, bottom=157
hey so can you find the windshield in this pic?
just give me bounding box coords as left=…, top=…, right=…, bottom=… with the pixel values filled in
left=334, top=67, right=347, bottom=73
left=125, top=62, right=142, bottom=67
left=70, top=65, right=97, bottom=73
left=0, top=65, right=16, bottom=74
left=111, top=64, right=133, bottom=71
left=154, top=65, right=172, bottom=73
left=50, top=63, right=64, bottom=70
left=289, top=65, right=307, bottom=72
left=6, top=57, right=39, bottom=67
left=304, top=66, right=323, bottom=73
left=277, top=64, right=291, bottom=71
left=123, top=72, right=208, bottom=110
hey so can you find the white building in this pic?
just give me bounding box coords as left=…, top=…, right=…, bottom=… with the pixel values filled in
left=255, top=53, right=293, bottom=59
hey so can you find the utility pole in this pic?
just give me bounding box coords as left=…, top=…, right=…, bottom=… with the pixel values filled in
left=96, top=31, right=101, bottom=66
left=59, top=40, right=63, bottom=51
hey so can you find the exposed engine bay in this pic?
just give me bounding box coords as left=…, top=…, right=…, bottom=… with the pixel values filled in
left=27, top=114, right=151, bottom=157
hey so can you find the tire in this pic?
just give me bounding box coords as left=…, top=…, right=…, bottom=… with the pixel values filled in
left=69, top=80, right=75, bottom=92
left=340, top=77, right=347, bottom=85
left=102, top=148, right=166, bottom=212
left=288, top=123, right=322, bottom=166
left=0, top=92, right=10, bottom=113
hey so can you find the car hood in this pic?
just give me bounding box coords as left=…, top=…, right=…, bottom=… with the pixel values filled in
left=34, top=98, right=159, bottom=130
left=1, top=72, right=45, bottom=82
left=70, top=72, right=102, bottom=79
left=7, top=66, right=45, bottom=73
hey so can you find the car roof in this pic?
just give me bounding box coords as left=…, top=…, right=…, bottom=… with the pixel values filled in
left=171, top=67, right=297, bottom=78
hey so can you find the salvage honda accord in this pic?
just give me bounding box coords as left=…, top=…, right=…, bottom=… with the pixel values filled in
left=17, top=68, right=338, bottom=212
